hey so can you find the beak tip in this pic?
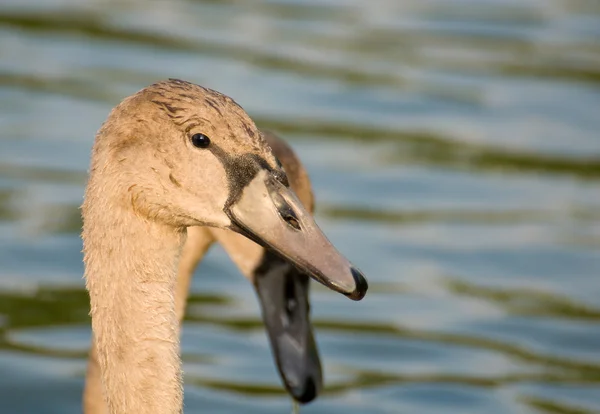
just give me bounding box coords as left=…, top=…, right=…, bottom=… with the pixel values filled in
left=346, top=266, right=368, bottom=301
left=289, top=375, right=320, bottom=404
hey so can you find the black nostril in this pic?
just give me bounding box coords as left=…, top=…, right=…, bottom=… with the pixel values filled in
left=283, top=215, right=301, bottom=230
left=349, top=267, right=368, bottom=301
left=267, top=177, right=301, bottom=230
left=277, top=200, right=301, bottom=230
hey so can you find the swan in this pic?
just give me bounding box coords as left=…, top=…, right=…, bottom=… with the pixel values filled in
left=81, top=79, right=368, bottom=414
left=84, top=131, right=325, bottom=412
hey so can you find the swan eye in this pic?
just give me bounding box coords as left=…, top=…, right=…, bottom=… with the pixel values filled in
left=191, top=133, right=211, bottom=148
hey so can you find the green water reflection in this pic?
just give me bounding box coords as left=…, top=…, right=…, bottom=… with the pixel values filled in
left=1, top=284, right=599, bottom=389
left=448, top=280, right=600, bottom=321
left=523, top=396, right=597, bottom=414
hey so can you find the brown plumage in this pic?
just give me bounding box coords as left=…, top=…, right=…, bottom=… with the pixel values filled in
left=81, top=79, right=367, bottom=414
left=83, top=131, right=316, bottom=413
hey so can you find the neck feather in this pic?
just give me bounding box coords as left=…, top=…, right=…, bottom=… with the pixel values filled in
left=83, top=197, right=186, bottom=414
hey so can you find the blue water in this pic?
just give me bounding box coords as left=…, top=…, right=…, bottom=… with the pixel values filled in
left=1, top=0, right=599, bottom=413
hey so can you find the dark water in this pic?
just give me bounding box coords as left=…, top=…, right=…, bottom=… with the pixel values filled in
left=1, top=0, right=599, bottom=413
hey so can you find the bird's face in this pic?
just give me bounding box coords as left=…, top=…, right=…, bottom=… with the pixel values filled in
left=99, top=79, right=367, bottom=301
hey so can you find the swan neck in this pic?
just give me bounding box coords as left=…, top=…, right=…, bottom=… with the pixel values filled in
left=82, top=201, right=186, bottom=414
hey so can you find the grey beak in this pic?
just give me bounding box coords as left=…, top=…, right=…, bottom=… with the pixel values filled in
left=253, top=250, right=322, bottom=403
left=229, top=170, right=368, bottom=301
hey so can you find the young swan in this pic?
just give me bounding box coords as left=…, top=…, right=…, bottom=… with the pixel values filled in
left=82, top=79, right=368, bottom=414
left=83, top=132, right=322, bottom=413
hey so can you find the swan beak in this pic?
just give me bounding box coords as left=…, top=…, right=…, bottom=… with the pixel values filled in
left=228, top=170, right=368, bottom=301
left=254, top=250, right=322, bottom=403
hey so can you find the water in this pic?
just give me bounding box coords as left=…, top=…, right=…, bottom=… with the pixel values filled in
left=1, top=0, right=599, bottom=413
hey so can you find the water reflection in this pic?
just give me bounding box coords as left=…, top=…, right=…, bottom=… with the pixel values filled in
left=522, top=396, right=598, bottom=414
left=448, top=280, right=600, bottom=321
left=2, top=284, right=599, bottom=386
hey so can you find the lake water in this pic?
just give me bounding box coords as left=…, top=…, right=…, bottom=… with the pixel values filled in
left=1, top=0, right=599, bottom=413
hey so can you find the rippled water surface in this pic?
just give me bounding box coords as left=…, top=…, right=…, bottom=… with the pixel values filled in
left=1, top=0, right=599, bottom=413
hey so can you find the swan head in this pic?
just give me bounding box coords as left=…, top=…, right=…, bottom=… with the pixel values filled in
left=92, top=79, right=367, bottom=301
